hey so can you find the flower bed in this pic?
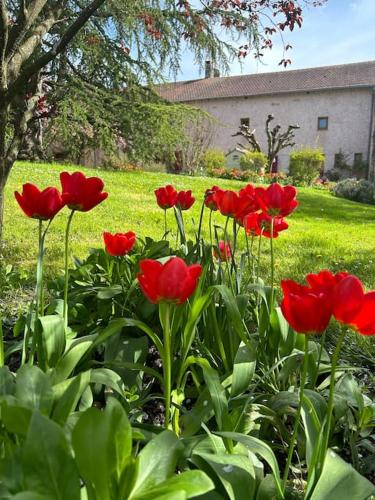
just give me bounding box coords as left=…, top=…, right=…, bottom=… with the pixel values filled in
left=0, top=172, right=374, bottom=499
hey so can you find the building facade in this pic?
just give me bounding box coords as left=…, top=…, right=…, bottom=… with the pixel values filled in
left=157, top=61, right=375, bottom=173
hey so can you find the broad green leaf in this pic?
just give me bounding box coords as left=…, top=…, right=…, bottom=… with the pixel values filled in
left=51, top=371, right=91, bottom=425
left=301, top=390, right=327, bottom=466
left=191, top=452, right=256, bottom=500
left=72, top=398, right=132, bottom=500
left=12, top=493, right=50, bottom=500
left=1, top=402, right=32, bottom=436
left=256, top=475, right=278, bottom=500
left=104, top=334, right=149, bottom=388
left=213, top=285, right=251, bottom=349
left=311, top=450, right=375, bottom=500
left=15, top=366, right=53, bottom=415
left=181, top=291, right=213, bottom=364
left=51, top=338, right=93, bottom=384
left=231, top=343, right=256, bottom=398
left=97, top=285, right=123, bottom=300
left=38, top=315, right=66, bottom=368
left=22, top=412, right=80, bottom=499
left=90, top=368, right=124, bottom=396
left=131, top=470, right=214, bottom=500
left=216, top=432, right=283, bottom=500
left=130, top=430, right=183, bottom=497
left=0, top=366, right=15, bottom=396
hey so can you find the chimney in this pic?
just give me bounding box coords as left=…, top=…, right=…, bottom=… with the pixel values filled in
left=213, top=68, right=220, bottom=78
left=205, top=60, right=213, bottom=79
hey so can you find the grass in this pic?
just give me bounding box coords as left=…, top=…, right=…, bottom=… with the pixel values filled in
left=4, top=161, right=375, bottom=287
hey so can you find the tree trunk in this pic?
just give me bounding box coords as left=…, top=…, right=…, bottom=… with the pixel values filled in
left=0, top=156, right=13, bottom=243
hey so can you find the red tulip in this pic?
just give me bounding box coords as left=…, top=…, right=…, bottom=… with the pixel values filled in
left=155, top=185, right=178, bottom=209
left=281, top=279, right=333, bottom=334
left=60, top=171, right=108, bottom=212
left=138, top=257, right=202, bottom=304
left=244, top=212, right=288, bottom=238
left=255, top=183, right=298, bottom=217
left=204, top=186, right=222, bottom=211
left=213, top=240, right=231, bottom=261
left=103, top=231, right=136, bottom=257
left=176, top=190, right=195, bottom=210
left=215, top=190, right=239, bottom=217
left=306, top=270, right=348, bottom=294
left=333, top=275, right=375, bottom=335
left=15, top=183, right=64, bottom=220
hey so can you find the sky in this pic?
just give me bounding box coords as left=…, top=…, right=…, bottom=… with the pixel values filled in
left=173, top=0, right=375, bottom=81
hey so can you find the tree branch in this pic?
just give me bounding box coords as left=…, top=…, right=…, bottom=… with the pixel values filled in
left=7, top=0, right=106, bottom=99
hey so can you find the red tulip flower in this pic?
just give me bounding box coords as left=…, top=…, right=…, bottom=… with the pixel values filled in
left=306, top=270, right=348, bottom=294
left=15, top=183, right=65, bottom=220
left=213, top=240, right=231, bottom=261
left=103, top=231, right=136, bottom=257
left=155, top=185, right=178, bottom=209
left=138, top=257, right=202, bottom=304
left=204, top=186, right=222, bottom=211
left=60, top=171, right=108, bottom=212
left=281, top=279, right=333, bottom=334
left=255, top=183, right=298, bottom=217
left=176, top=190, right=195, bottom=210
left=244, top=212, right=288, bottom=238
left=333, top=275, right=375, bottom=336
left=215, top=190, right=239, bottom=217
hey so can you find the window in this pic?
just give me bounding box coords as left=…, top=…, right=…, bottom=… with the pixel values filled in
left=318, top=117, right=328, bottom=130
left=354, top=153, right=363, bottom=166
left=240, top=118, right=249, bottom=127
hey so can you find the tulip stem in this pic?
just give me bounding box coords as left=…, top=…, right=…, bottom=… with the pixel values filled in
left=164, top=209, right=167, bottom=239
left=270, top=216, right=275, bottom=308
left=63, top=210, right=75, bottom=328
left=196, top=199, right=205, bottom=257
left=161, top=303, right=172, bottom=430
left=311, top=329, right=327, bottom=388
left=282, top=335, right=309, bottom=492
left=318, top=327, right=346, bottom=477
left=0, top=319, right=4, bottom=368
left=209, top=209, right=213, bottom=247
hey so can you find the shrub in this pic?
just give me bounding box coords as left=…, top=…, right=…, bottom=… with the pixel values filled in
left=289, top=148, right=325, bottom=185
left=201, top=148, right=225, bottom=171
left=333, top=178, right=375, bottom=204
left=240, top=151, right=268, bottom=172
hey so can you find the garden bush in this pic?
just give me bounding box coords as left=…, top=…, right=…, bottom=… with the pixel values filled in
left=288, top=148, right=325, bottom=185
left=200, top=148, right=225, bottom=171
left=333, top=178, right=375, bottom=204
left=239, top=151, right=268, bottom=172
left=1, top=172, right=374, bottom=499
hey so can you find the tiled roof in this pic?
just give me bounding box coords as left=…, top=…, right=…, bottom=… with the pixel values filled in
left=156, top=60, right=375, bottom=102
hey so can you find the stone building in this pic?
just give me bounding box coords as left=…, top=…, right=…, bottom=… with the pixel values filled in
left=157, top=60, right=375, bottom=174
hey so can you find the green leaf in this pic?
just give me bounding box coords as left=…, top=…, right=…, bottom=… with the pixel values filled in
left=15, top=366, right=53, bottom=415
left=0, top=366, right=15, bottom=396
left=97, top=285, right=123, bottom=300
left=191, top=452, right=256, bottom=500
left=51, top=338, right=93, bottom=384
left=216, top=432, right=283, bottom=499
left=22, top=412, right=80, bottom=499
left=51, top=371, right=91, bottom=425
left=11, top=493, right=50, bottom=500
left=1, top=402, right=32, bottom=436
left=131, top=470, right=214, bottom=500
left=301, top=390, right=327, bottom=466
left=130, top=430, right=183, bottom=497
left=181, top=291, right=213, bottom=364
left=231, top=343, right=256, bottom=398
left=311, top=450, right=375, bottom=500
left=38, top=315, right=66, bottom=368
left=90, top=368, right=124, bottom=396
left=72, top=398, right=132, bottom=500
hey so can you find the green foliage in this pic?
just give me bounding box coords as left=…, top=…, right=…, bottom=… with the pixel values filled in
left=239, top=151, right=268, bottom=173
left=333, top=178, right=375, bottom=205
left=201, top=149, right=226, bottom=171
left=289, top=148, right=325, bottom=186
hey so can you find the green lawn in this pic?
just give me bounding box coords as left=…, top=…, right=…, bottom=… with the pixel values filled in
left=4, top=161, right=375, bottom=292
